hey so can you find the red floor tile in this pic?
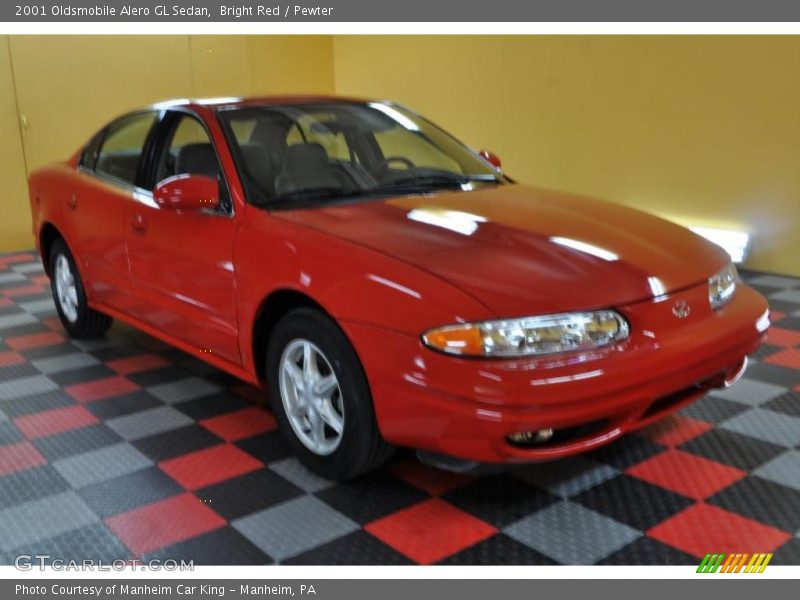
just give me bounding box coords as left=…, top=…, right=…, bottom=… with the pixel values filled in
left=13, top=405, right=99, bottom=440
left=65, top=375, right=140, bottom=403
left=159, top=444, right=264, bottom=490
left=30, top=274, right=50, bottom=286
left=627, top=449, right=746, bottom=500
left=764, top=348, right=800, bottom=370
left=647, top=503, right=791, bottom=559
left=0, top=253, right=36, bottom=267
left=388, top=457, right=475, bottom=496
left=769, top=310, right=786, bottom=323
left=106, top=492, right=226, bottom=556
left=766, top=327, right=800, bottom=348
left=199, top=407, right=277, bottom=442
left=106, top=354, right=170, bottom=376
left=2, top=285, right=45, bottom=298
left=0, top=350, right=26, bottom=368
left=6, top=331, right=64, bottom=350
left=0, top=297, right=12, bottom=308
left=0, top=441, right=47, bottom=476
left=42, top=317, right=63, bottom=332
left=365, top=498, right=497, bottom=564
left=640, top=415, right=713, bottom=447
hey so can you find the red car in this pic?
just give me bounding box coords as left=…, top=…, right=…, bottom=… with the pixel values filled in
left=28, top=96, right=769, bottom=479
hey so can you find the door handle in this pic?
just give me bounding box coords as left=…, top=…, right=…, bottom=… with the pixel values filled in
left=67, top=194, right=78, bottom=210
left=131, top=214, right=148, bottom=233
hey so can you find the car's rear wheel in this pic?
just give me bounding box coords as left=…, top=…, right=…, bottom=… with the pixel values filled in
left=266, top=307, right=394, bottom=480
left=49, top=238, right=112, bottom=338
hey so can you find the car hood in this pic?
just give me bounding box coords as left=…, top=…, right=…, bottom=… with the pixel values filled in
left=274, top=184, right=730, bottom=316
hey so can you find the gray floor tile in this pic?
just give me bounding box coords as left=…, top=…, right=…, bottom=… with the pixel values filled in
left=17, top=298, right=56, bottom=314
left=754, top=450, right=800, bottom=492
left=513, top=457, right=619, bottom=498
left=31, top=353, right=100, bottom=375
left=720, top=408, right=800, bottom=447
left=52, top=442, right=152, bottom=489
left=0, top=375, right=58, bottom=401
left=709, top=378, right=787, bottom=406
left=0, top=313, right=38, bottom=330
left=504, top=500, right=641, bottom=564
left=147, top=377, right=222, bottom=404
left=268, top=457, right=334, bottom=493
left=105, top=406, right=194, bottom=441
left=233, top=496, right=358, bottom=562
left=749, top=275, right=800, bottom=289
left=0, top=491, right=98, bottom=551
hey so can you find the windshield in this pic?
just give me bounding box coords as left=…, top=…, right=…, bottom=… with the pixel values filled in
left=218, top=102, right=505, bottom=207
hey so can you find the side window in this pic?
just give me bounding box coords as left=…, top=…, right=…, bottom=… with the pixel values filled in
left=80, top=132, right=104, bottom=171
left=95, top=112, right=157, bottom=186
left=155, top=113, right=231, bottom=213
left=156, top=114, right=220, bottom=183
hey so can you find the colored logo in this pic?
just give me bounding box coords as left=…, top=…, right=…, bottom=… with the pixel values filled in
left=697, top=552, right=773, bottom=573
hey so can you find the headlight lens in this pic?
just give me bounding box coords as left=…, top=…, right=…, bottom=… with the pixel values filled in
left=422, top=310, right=630, bottom=357
left=709, top=263, right=738, bottom=310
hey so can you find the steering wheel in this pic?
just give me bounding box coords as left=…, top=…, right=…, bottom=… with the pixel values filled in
left=373, top=156, right=415, bottom=175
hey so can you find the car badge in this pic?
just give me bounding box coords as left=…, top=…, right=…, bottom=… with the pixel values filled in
left=672, top=300, right=691, bottom=319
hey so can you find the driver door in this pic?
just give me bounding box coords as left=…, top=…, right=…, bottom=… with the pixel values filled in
left=125, top=110, right=241, bottom=365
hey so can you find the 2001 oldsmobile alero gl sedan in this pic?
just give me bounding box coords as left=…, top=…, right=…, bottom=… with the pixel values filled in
left=28, top=96, right=770, bottom=479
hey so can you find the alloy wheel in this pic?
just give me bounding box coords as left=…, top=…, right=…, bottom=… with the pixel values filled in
left=278, top=338, right=345, bottom=455
left=54, top=253, right=78, bottom=323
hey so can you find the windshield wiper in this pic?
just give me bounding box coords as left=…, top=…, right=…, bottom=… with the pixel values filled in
left=373, top=173, right=500, bottom=193
left=272, top=187, right=369, bottom=204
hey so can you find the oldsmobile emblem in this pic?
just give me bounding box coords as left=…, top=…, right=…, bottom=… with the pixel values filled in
left=672, top=300, right=691, bottom=319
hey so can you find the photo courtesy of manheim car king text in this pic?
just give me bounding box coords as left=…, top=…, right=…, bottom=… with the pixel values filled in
left=0, top=1, right=798, bottom=597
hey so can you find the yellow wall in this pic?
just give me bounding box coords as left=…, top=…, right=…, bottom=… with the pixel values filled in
left=333, top=36, right=800, bottom=276
left=0, top=37, right=31, bottom=252
left=2, top=35, right=798, bottom=276
left=0, top=35, right=334, bottom=252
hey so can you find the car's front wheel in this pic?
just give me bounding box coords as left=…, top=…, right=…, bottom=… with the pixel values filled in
left=49, top=238, right=112, bottom=338
left=266, top=307, right=393, bottom=480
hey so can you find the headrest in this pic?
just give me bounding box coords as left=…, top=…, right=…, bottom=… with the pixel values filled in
left=282, top=143, right=329, bottom=173
left=176, top=143, right=219, bottom=178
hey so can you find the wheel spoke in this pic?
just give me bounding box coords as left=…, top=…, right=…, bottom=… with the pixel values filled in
left=67, top=287, right=78, bottom=307
left=318, top=399, right=344, bottom=434
left=282, top=359, right=304, bottom=389
left=303, top=342, right=318, bottom=379
left=309, top=412, right=325, bottom=450
left=314, top=374, right=337, bottom=396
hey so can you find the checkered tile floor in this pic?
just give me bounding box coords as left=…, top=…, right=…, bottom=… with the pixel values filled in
left=1, top=250, right=799, bottom=565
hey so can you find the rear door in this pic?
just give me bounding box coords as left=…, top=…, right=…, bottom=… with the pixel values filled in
left=125, top=109, right=241, bottom=365
left=68, top=111, right=158, bottom=314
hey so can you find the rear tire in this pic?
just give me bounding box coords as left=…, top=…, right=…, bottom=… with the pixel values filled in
left=266, top=307, right=394, bottom=480
left=49, top=238, right=112, bottom=339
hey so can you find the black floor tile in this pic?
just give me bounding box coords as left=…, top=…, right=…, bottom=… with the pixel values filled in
left=442, top=474, right=558, bottom=528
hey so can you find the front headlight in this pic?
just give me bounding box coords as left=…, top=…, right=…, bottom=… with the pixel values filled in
left=709, top=263, right=738, bottom=310
left=422, top=310, right=630, bottom=358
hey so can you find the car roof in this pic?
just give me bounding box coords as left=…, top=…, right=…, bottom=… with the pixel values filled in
left=150, top=95, right=376, bottom=112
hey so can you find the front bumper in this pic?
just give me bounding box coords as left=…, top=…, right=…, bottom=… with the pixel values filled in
left=343, top=282, right=769, bottom=463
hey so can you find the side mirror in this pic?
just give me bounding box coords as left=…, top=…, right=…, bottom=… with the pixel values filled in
left=154, top=174, right=219, bottom=212
left=479, top=149, right=502, bottom=171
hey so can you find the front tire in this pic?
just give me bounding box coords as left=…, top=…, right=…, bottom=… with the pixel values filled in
left=266, top=307, right=394, bottom=480
left=49, top=238, right=112, bottom=339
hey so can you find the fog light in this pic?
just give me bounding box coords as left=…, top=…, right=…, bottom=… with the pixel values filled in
left=508, top=428, right=554, bottom=445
